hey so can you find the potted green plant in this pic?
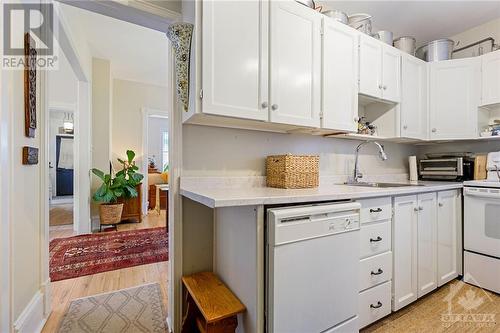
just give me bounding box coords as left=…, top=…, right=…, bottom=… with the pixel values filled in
left=92, top=150, right=144, bottom=226
left=116, top=150, right=144, bottom=199
left=91, top=168, right=126, bottom=227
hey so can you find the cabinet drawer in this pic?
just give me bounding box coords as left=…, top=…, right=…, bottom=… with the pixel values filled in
left=358, top=197, right=392, bottom=223
left=360, top=221, right=391, bottom=258
left=359, top=251, right=392, bottom=292
left=358, top=281, right=392, bottom=329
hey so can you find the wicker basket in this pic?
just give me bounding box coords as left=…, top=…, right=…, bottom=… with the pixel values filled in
left=99, top=203, right=124, bottom=225
left=266, top=154, right=319, bottom=189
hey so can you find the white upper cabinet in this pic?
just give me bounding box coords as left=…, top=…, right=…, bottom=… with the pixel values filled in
left=400, top=55, right=428, bottom=139
left=429, top=58, right=481, bottom=139
left=359, top=35, right=401, bottom=103
left=322, top=18, right=359, bottom=132
left=481, top=50, right=500, bottom=106
left=359, top=35, right=383, bottom=99
left=392, top=195, right=418, bottom=311
left=202, top=0, right=268, bottom=121
left=416, top=192, right=437, bottom=298
left=437, top=190, right=460, bottom=287
left=382, top=46, right=401, bottom=103
left=269, top=1, right=321, bottom=127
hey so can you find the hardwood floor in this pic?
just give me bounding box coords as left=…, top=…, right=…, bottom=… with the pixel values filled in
left=49, top=203, right=73, bottom=226
left=43, top=210, right=168, bottom=333
left=362, top=279, right=500, bottom=333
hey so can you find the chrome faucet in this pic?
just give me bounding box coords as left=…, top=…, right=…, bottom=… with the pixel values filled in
left=350, top=141, right=388, bottom=183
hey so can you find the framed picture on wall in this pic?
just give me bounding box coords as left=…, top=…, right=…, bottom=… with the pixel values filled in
left=24, top=33, right=37, bottom=138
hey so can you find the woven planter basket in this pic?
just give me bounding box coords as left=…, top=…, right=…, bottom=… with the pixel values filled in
left=266, top=154, right=319, bottom=189
left=99, top=203, right=124, bottom=225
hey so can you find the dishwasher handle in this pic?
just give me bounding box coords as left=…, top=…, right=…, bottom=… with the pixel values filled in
left=465, top=188, right=500, bottom=199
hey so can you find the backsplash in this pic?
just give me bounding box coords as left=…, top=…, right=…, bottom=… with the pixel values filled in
left=183, top=124, right=417, bottom=177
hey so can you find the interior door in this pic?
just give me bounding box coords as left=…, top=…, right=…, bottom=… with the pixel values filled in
left=359, top=34, right=382, bottom=99
left=322, top=19, right=359, bottom=132
left=417, top=192, right=437, bottom=298
left=392, top=195, right=418, bottom=311
left=381, top=45, right=401, bottom=103
left=400, top=55, right=428, bottom=139
left=429, top=58, right=480, bottom=139
left=270, top=1, right=321, bottom=127
left=481, top=50, right=500, bottom=106
left=202, top=0, right=268, bottom=120
left=437, top=190, right=460, bottom=286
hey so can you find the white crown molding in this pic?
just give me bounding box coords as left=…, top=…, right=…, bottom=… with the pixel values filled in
left=127, top=0, right=182, bottom=20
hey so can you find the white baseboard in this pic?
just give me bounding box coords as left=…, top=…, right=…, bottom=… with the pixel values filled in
left=14, top=291, right=47, bottom=333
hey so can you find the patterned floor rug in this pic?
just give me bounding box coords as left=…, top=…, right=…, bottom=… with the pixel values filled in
left=58, top=283, right=167, bottom=333
left=50, top=227, right=168, bottom=281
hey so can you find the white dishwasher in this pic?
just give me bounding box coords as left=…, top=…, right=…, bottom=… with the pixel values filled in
left=267, top=202, right=361, bottom=333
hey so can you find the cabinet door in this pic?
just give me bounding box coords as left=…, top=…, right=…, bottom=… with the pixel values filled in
left=381, top=46, right=401, bottom=103
left=481, top=50, right=500, bottom=106
left=429, top=58, right=480, bottom=139
left=269, top=1, right=321, bottom=127
left=392, top=195, right=418, bottom=311
left=400, top=55, right=428, bottom=139
left=359, top=34, right=383, bottom=99
left=202, top=0, right=268, bottom=120
left=322, top=19, right=359, bottom=132
left=437, top=190, right=460, bottom=286
left=417, top=192, right=437, bottom=298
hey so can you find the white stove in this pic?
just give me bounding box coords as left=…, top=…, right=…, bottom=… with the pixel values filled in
left=463, top=180, right=500, bottom=293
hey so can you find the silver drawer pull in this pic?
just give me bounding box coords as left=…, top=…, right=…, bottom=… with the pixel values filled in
left=370, top=301, right=383, bottom=309
left=371, top=268, right=383, bottom=276
left=369, top=208, right=382, bottom=213
left=370, top=236, right=382, bottom=242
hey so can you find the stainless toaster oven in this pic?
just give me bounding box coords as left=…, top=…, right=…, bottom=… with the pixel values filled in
left=419, top=157, right=474, bottom=181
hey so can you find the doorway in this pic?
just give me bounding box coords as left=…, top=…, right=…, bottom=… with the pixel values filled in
left=41, top=2, right=177, bottom=332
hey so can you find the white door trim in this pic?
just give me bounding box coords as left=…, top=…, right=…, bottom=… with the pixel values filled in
left=141, top=107, right=168, bottom=214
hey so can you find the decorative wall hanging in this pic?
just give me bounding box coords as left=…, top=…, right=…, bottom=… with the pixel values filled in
left=24, top=33, right=37, bottom=138
left=166, top=23, right=193, bottom=113
left=22, top=146, right=39, bottom=165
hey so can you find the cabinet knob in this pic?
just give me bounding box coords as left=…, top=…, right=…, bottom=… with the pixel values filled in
left=261, top=102, right=268, bottom=109
left=370, top=301, right=383, bottom=309
left=403, top=125, right=408, bottom=130
left=383, top=85, right=387, bottom=90
left=414, top=207, right=419, bottom=212
left=271, top=104, right=279, bottom=111
left=378, top=84, right=383, bottom=89
left=432, top=128, right=437, bottom=133
left=419, top=206, right=424, bottom=211
left=438, top=202, right=443, bottom=207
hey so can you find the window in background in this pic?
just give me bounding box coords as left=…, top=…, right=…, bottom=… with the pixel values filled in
left=162, top=131, right=169, bottom=172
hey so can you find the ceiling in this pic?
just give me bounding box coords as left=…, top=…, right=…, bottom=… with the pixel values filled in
left=318, top=1, right=500, bottom=46
left=60, top=3, right=168, bottom=87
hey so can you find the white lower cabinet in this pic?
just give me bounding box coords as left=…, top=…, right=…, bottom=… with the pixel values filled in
left=357, top=198, right=393, bottom=329
left=358, top=281, right=392, bottom=329
left=437, top=190, right=461, bottom=286
left=393, top=191, right=461, bottom=312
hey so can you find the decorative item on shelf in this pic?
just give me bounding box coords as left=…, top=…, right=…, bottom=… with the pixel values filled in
left=91, top=150, right=144, bottom=228
left=266, top=154, right=319, bottom=189
left=148, top=156, right=157, bottom=169
left=166, top=23, right=193, bottom=113
left=22, top=146, right=38, bottom=165
left=357, top=117, right=376, bottom=135
left=24, top=33, right=37, bottom=138
left=62, top=112, right=74, bottom=134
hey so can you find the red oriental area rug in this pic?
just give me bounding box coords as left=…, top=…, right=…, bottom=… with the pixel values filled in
left=49, top=227, right=168, bottom=282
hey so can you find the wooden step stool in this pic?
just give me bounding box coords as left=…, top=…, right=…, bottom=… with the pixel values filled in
left=181, top=272, right=246, bottom=333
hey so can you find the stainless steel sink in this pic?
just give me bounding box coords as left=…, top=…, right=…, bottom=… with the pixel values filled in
left=345, top=182, right=425, bottom=188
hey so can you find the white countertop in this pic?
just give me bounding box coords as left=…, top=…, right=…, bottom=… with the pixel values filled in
left=180, top=178, right=463, bottom=208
